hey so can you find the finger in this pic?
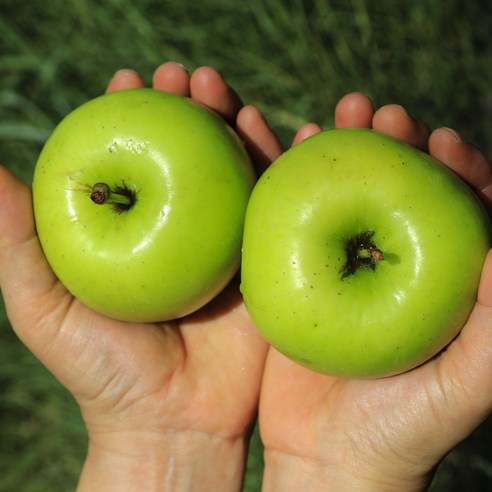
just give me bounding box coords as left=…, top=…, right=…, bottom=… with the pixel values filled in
left=105, top=69, right=145, bottom=93
left=291, top=123, right=322, bottom=146
left=152, top=62, right=191, bottom=96
left=429, top=128, right=492, bottom=211
left=235, top=105, right=283, bottom=174
left=0, top=166, right=70, bottom=333
left=334, top=92, right=375, bottom=129
left=372, top=104, right=431, bottom=150
left=189, top=66, right=243, bottom=124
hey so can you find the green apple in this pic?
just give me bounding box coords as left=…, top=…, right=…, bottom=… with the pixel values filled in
left=241, top=128, right=492, bottom=378
left=33, top=88, right=255, bottom=322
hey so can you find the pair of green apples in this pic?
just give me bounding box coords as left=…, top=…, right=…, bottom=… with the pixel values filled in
left=33, top=89, right=491, bottom=379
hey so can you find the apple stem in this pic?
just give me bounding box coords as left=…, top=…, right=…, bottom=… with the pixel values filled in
left=341, top=231, right=385, bottom=279
left=358, top=246, right=385, bottom=263
left=368, top=247, right=384, bottom=263
left=90, top=182, right=135, bottom=211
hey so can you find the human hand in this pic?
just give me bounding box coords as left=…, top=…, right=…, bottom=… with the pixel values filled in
left=0, top=62, right=282, bottom=492
left=259, top=94, right=492, bottom=492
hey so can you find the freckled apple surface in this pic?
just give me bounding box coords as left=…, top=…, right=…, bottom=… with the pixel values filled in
left=241, top=129, right=491, bottom=378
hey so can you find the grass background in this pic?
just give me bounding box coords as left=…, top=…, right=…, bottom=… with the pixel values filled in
left=1, top=0, right=492, bottom=490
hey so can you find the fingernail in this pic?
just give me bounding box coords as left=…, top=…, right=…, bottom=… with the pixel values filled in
left=394, top=104, right=409, bottom=115
left=162, top=61, right=188, bottom=73
left=442, top=127, right=463, bottom=143
left=113, top=68, right=139, bottom=79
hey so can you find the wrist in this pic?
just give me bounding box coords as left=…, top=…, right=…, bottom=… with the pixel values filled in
left=77, top=429, right=248, bottom=492
left=262, top=448, right=432, bottom=492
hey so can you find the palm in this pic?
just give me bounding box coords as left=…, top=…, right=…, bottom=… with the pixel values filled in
left=259, top=94, right=492, bottom=473
left=259, top=345, right=471, bottom=467
left=0, top=64, right=272, bottom=440
left=0, top=174, right=266, bottom=438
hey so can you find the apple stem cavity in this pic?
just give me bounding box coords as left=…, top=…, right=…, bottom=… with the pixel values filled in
left=341, top=231, right=385, bottom=279
left=90, top=182, right=136, bottom=212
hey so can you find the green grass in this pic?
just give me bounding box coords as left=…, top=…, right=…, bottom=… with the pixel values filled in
left=1, top=0, right=492, bottom=490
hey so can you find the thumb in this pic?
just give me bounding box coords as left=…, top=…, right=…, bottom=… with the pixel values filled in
left=433, top=249, right=492, bottom=434
left=0, top=166, right=70, bottom=343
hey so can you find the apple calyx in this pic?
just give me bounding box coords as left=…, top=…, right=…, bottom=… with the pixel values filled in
left=90, top=182, right=136, bottom=212
left=341, top=231, right=384, bottom=279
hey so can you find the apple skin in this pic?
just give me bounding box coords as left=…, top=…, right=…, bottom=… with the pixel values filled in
left=33, top=88, right=255, bottom=322
left=241, top=128, right=492, bottom=378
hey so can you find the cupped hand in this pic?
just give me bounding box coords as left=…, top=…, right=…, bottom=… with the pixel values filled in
left=259, top=94, right=492, bottom=491
left=0, top=63, right=283, bottom=489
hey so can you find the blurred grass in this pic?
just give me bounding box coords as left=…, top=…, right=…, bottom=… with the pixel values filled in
left=1, top=0, right=492, bottom=490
